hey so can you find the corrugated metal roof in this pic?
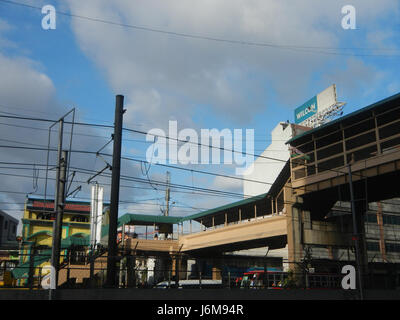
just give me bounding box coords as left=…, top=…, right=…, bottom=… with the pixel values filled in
left=286, top=91, right=400, bottom=145
left=117, top=213, right=183, bottom=226
left=180, top=160, right=290, bottom=222
left=110, top=161, right=290, bottom=226
left=182, top=193, right=268, bottom=222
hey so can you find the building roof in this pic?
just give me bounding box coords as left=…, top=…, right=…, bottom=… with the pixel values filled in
left=117, top=213, right=183, bottom=226
left=182, top=193, right=268, bottom=222
left=101, top=162, right=291, bottom=230
left=0, top=210, right=18, bottom=224
left=180, top=160, right=290, bottom=223
left=26, top=196, right=109, bottom=215
left=286, top=91, right=400, bottom=145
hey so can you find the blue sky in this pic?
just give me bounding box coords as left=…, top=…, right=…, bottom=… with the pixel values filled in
left=0, top=0, right=399, bottom=224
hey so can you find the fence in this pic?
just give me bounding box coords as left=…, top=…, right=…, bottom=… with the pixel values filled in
left=1, top=251, right=400, bottom=290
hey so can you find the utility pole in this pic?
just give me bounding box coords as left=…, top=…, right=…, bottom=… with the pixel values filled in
left=106, top=95, right=125, bottom=287
left=50, top=149, right=68, bottom=291
left=347, top=162, right=364, bottom=300
left=165, top=171, right=171, bottom=217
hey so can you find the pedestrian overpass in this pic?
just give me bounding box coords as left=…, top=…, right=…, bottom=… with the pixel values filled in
left=121, top=92, right=400, bottom=278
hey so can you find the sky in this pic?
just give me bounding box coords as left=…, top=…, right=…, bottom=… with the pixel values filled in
left=0, top=0, right=399, bottom=232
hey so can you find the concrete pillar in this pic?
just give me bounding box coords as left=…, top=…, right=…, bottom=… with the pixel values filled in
left=126, top=252, right=136, bottom=288
left=353, top=197, right=369, bottom=280
left=187, top=259, right=196, bottom=279
left=284, top=183, right=303, bottom=284
left=271, top=198, right=274, bottom=215
left=212, top=266, right=222, bottom=280
left=376, top=202, right=387, bottom=262
left=171, top=254, right=186, bottom=281
left=211, top=258, right=222, bottom=280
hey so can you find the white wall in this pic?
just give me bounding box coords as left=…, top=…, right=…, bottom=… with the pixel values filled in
left=243, top=122, right=292, bottom=197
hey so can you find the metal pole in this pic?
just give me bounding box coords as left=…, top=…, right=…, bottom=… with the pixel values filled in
left=347, top=163, right=364, bottom=300
left=165, top=171, right=170, bottom=217
left=106, top=95, right=124, bottom=287
left=50, top=149, right=68, bottom=291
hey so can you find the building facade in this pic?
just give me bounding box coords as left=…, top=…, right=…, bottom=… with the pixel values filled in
left=15, top=196, right=94, bottom=285
left=0, top=210, right=18, bottom=250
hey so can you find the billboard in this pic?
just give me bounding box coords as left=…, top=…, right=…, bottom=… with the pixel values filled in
left=90, top=184, right=104, bottom=248
left=294, top=84, right=342, bottom=128
left=294, top=95, right=318, bottom=124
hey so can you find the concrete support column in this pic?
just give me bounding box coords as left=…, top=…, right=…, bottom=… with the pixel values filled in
left=212, top=266, right=222, bottom=280
left=284, top=184, right=303, bottom=283
left=353, top=198, right=369, bottom=280
left=171, top=254, right=186, bottom=281
left=126, top=252, right=136, bottom=288
left=376, top=202, right=387, bottom=262
left=211, top=258, right=222, bottom=280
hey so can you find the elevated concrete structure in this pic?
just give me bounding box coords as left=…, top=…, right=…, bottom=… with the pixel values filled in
left=112, top=92, right=400, bottom=288
left=179, top=215, right=287, bottom=252
left=285, top=92, right=400, bottom=282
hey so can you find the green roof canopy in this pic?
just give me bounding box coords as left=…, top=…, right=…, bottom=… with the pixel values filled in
left=118, top=213, right=183, bottom=226
left=182, top=193, right=267, bottom=222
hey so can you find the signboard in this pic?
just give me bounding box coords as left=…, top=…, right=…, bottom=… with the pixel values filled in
left=90, top=184, right=104, bottom=248
left=294, top=95, right=318, bottom=124
left=294, top=84, right=344, bottom=128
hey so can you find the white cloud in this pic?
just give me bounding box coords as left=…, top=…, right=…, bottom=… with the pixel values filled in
left=0, top=23, right=146, bottom=224
left=323, top=57, right=385, bottom=98
left=66, top=0, right=399, bottom=130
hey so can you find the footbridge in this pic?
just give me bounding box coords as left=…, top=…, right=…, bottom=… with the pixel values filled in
left=119, top=162, right=291, bottom=256
left=119, top=92, right=400, bottom=281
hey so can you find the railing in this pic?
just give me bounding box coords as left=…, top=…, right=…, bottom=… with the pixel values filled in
left=290, top=107, right=400, bottom=183
left=2, top=252, right=400, bottom=290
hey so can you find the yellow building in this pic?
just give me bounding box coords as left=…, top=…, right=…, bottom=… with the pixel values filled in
left=14, top=196, right=100, bottom=285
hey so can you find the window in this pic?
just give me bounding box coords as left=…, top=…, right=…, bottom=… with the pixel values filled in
left=385, top=242, right=400, bottom=253
left=365, top=214, right=377, bottom=223
left=36, top=212, right=54, bottom=220
left=317, top=143, right=343, bottom=161
left=366, top=241, right=380, bottom=251
left=383, top=215, right=400, bottom=225
left=4, top=220, right=8, bottom=230
left=71, top=215, right=89, bottom=223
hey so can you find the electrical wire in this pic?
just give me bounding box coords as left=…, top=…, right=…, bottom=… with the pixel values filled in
left=1, top=0, right=399, bottom=58
left=0, top=112, right=370, bottom=183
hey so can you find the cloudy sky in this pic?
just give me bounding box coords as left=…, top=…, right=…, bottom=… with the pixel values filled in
left=0, top=0, right=399, bottom=229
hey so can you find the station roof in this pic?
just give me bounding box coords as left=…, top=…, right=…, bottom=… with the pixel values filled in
left=112, top=162, right=290, bottom=228
left=181, top=160, right=290, bottom=224
left=183, top=193, right=268, bottom=222
left=117, top=213, right=183, bottom=226
left=286, top=91, right=400, bottom=146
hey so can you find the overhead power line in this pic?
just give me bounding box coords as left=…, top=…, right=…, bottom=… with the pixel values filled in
left=1, top=0, right=399, bottom=57
left=0, top=112, right=368, bottom=185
